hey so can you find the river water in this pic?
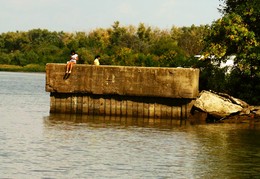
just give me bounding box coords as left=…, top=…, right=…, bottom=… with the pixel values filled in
left=0, top=71, right=260, bottom=179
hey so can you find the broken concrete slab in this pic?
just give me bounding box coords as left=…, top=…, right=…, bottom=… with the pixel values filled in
left=193, top=90, right=243, bottom=118
left=212, top=91, right=249, bottom=108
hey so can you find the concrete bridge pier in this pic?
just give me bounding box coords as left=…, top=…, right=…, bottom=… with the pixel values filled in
left=46, top=64, right=199, bottom=120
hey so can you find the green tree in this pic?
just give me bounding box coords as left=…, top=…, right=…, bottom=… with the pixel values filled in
left=201, top=0, right=260, bottom=104
left=0, top=52, right=12, bottom=64
left=203, top=13, right=257, bottom=61
left=178, top=25, right=209, bottom=57
left=136, top=23, right=152, bottom=53
left=87, top=28, right=110, bottom=54
left=219, top=0, right=260, bottom=38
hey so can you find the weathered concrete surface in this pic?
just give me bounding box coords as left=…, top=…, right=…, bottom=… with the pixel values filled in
left=46, top=63, right=199, bottom=99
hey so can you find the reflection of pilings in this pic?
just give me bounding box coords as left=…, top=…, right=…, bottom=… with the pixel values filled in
left=44, top=113, right=191, bottom=128
left=50, top=93, right=194, bottom=120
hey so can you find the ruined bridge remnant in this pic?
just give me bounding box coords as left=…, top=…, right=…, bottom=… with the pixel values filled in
left=45, top=63, right=199, bottom=119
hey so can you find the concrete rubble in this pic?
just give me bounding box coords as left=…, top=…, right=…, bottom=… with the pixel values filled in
left=189, top=90, right=260, bottom=124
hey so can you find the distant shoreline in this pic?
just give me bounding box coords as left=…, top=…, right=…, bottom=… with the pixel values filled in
left=0, top=64, right=45, bottom=72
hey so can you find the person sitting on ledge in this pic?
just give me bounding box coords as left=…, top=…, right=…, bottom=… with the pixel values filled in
left=66, top=50, right=78, bottom=73
left=93, top=55, right=101, bottom=66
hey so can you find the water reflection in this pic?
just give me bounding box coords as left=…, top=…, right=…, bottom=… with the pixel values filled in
left=42, top=114, right=260, bottom=178
left=2, top=72, right=259, bottom=178
left=44, top=113, right=189, bottom=130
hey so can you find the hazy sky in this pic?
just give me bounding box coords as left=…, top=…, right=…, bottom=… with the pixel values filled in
left=0, top=0, right=223, bottom=33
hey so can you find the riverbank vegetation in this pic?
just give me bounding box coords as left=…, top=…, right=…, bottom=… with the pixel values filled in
left=0, top=0, right=259, bottom=105
left=0, top=64, right=45, bottom=72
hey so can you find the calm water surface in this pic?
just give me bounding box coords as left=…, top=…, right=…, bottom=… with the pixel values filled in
left=0, top=71, right=260, bottom=179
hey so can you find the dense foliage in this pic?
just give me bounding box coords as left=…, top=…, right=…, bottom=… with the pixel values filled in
left=0, top=23, right=208, bottom=69
left=201, top=0, right=260, bottom=104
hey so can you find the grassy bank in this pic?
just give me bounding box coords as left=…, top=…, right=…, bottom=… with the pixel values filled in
left=0, top=64, right=46, bottom=72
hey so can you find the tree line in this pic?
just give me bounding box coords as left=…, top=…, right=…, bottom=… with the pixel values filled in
left=0, top=0, right=259, bottom=105
left=0, top=23, right=208, bottom=67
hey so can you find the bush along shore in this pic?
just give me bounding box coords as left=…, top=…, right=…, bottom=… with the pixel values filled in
left=0, top=64, right=45, bottom=72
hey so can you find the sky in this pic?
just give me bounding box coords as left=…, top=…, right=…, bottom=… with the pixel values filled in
left=0, top=0, right=223, bottom=33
